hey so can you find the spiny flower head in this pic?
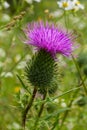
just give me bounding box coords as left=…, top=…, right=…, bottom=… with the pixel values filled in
left=24, top=21, right=76, bottom=58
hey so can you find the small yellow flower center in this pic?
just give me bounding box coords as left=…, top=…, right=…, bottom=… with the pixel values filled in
left=62, top=2, right=68, bottom=8
left=14, top=86, right=20, bottom=93
left=75, top=1, right=80, bottom=5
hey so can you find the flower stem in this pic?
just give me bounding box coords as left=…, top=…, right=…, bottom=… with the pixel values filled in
left=33, top=92, right=47, bottom=130
left=64, top=10, right=69, bottom=32
left=72, top=55, right=87, bottom=95
left=22, top=87, right=37, bottom=129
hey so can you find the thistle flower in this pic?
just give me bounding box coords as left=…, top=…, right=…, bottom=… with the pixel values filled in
left=25, top=22, right=75, bottom=58
left=22, top=21, right=77, bottom=128
left=24, top=21, right=76, bottom=93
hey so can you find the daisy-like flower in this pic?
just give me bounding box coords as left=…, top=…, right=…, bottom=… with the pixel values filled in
left=57, top=0, right=73, bottom=11
left=72, top=0, right=84, bottom=11
left=24, top=21, right=76, bottom=58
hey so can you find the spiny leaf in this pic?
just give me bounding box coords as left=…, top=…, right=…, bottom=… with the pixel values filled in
left=16, top=74, right=31, bottom=94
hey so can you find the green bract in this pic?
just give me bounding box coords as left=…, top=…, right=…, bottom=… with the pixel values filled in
left=25, top=49, right=59, bottom=94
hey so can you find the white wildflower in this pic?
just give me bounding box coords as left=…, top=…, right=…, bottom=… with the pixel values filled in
left=25, top=0, right=33, bottom=4
left=14, top=54, right=21, bottom=62
left=61, top=102, right=67, bottom=107
left=72, top=0, right=84, bottom=11
left=7, top=122, right=20, bottom=129
left=5, top=72, right=13, bottom=78
left=57, top=0, right=84, bottom=11
left=1, top=14, right=10, bottom=22
left=54, top=99, right=59, bottom=103
left=17, top=61, right=26, bottom=69
left=1, top=72, right=13, bottom=78
left=25, top=0, right=41, bottom=4
left=34, top=0, right=41, bottom=2
left=3, top=1, right=10, bottom=9
left=52, top=10, right=63, bottom=18
left=57, top=0, right=73, bottom=11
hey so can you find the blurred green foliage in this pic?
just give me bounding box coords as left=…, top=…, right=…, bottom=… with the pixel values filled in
left=0, top=0, right=87, bottom=130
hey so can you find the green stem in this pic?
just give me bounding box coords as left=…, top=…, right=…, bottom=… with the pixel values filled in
left=64, top=11, right=68, bottom=32
left=22, top=87, right=37, bottom=129
left=72, top=55, right=87, bottom=95
left=33, top=92, right=47, bottom=130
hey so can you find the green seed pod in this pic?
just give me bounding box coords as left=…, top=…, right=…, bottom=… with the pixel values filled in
left=25, top=49, right=58, bottom=92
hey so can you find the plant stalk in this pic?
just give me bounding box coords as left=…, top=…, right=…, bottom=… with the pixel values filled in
left=72, top=55, right=87, bottom=95
left=33, top=92, right=47, bottom=130
left=22, top=87, right=37, bottom=129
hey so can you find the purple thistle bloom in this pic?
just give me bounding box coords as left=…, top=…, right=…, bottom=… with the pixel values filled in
left=24, top=21, right=76, bottom=58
